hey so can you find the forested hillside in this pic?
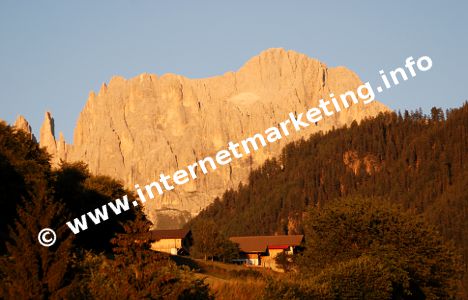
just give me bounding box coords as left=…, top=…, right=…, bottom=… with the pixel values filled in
left=0, top=122, right=211, bottom=299
left=189, top=103, right=468, bottom=291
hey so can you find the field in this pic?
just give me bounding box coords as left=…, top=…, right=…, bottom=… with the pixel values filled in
left=171, top=256, right=277, bottom=300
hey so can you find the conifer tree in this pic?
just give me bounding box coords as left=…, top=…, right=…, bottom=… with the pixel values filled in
left=1, top=186, right=76, bottom=299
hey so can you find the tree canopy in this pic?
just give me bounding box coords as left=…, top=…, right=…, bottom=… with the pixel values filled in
left=264, top=197, right=462, bottom=299
left=0, top=121, right=212, bottom=299
left=191, top=103, right=468, bottom=295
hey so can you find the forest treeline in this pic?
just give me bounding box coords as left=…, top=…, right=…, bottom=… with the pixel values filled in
left=189, top=103, right=468, bottom=295
left=0, top=122, right=211, bottom=299
left=0, top=103, right=466, bottom=299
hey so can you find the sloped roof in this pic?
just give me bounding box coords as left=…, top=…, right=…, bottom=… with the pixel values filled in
left=138, top=229, right=191, bottom=241
left=229, top=235, right=304, bottom=253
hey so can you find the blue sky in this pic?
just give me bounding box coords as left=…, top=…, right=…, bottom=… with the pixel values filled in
left=0, top=1, right=467, bottom=141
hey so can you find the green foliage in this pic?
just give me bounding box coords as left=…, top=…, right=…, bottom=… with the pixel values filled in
left=194, top=105, right=468, bottom=237
left=264, top=256, right=393, bottom=300
left=297, top=197, right=462, bottom=299
left=274, top=251, right=294, bottom=272
left=192, top=103, right=468, bottom=293
left=0, top=186, right=77, bottom=299
left=75, top=204, right=212, bottom=299
left=0, top=123, right=78, bottom=299
left=0, top=122, right=51, bottom=253
left=0, top=122, right=211, bottom=299
left=190, top=219, right=239, bottom=262
left=216, top=237, right=241, bottom=263
left=54, top=161, right=148, bottom=252
left=82, top=251, right=212, bottom=299
left=264, top=198, right=461, bottom=299
left=312, top=255, right=393, bottom=299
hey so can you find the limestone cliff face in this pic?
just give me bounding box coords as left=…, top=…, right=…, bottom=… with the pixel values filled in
left=14, top=115, right=36, bottom=141
left=39, top=112, right=57, bottom=158
left=37, top=112, right=67, bottom=167
left=37, top=48, right=390, bottom=228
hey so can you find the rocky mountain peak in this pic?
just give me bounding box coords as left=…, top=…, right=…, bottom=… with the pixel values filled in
left=39, top=111, right=58, bottom=163
left=14, top=115, right=36, bottom=141
left=28, top=49, right=391, bottom=228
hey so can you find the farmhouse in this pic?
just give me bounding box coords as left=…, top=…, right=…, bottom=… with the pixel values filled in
left=140, top=229, right=192, bottom=255
left=229, top=235, right=304, bottom=270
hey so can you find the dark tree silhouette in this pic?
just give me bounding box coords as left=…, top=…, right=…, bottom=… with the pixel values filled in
left=0, top=186, right=77, bottom=299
